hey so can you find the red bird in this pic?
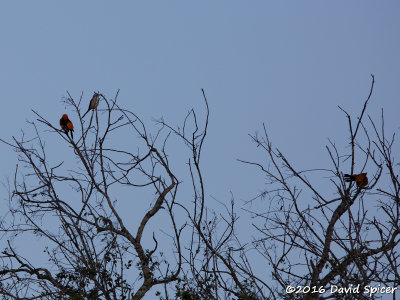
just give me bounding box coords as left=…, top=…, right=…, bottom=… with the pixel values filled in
left=344, top=173, right=368, bottom=188
left=59, top=114, right=74, bottom=139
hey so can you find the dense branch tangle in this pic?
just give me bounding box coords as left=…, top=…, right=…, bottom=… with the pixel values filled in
left=0, top=78, right=399, bottom=300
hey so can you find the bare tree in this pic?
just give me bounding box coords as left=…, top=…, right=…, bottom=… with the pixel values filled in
left=0, top=91, right=184, bottom=299
left=236, top=75, right=400, bottom=299
left=167, top=76, right=399, bottom=300
left=1, top=76, right=399, bottom=300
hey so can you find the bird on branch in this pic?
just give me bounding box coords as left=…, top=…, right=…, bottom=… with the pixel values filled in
left=344, top=173, right=368, bottom=188
left=82, top=92, right=100, bottom=118
left=59, top=114, right=74, bottom=139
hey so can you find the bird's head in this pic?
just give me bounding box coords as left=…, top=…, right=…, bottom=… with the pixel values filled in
left=62, top=114, right=69, bottom=120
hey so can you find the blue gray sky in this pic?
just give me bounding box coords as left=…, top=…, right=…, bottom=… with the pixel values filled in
left=0, top=1, right=399, bottom=298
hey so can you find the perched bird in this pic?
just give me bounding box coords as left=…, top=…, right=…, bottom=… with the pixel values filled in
left=82, top=92, right=100, bottom=118
left=59, top=114, right=74, bottom=139
left=344, top=173, right=368, bottom=188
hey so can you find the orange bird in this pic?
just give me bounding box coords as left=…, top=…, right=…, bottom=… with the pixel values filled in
left=82, top=92, right=100, bottom=118
left=59, top=114, right=74, bottom=139
left=344, top=173, right=368, bottom=188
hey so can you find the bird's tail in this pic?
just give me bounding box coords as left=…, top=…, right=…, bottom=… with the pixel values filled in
left=82, top=109, right=90, bottom=119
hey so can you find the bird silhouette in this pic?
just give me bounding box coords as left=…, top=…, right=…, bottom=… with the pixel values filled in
left=82, top=92, right=100, bottom=118
left=59, top=114, right=74, bottom=139
left=344, top=173, right=368, bottom=188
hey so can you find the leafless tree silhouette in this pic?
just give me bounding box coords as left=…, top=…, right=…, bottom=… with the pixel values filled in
left=236, top=75, right=400, bottom=299
left=0, top=91, right=183, bottom=299
left=0, top=76, right=399, bottom=300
